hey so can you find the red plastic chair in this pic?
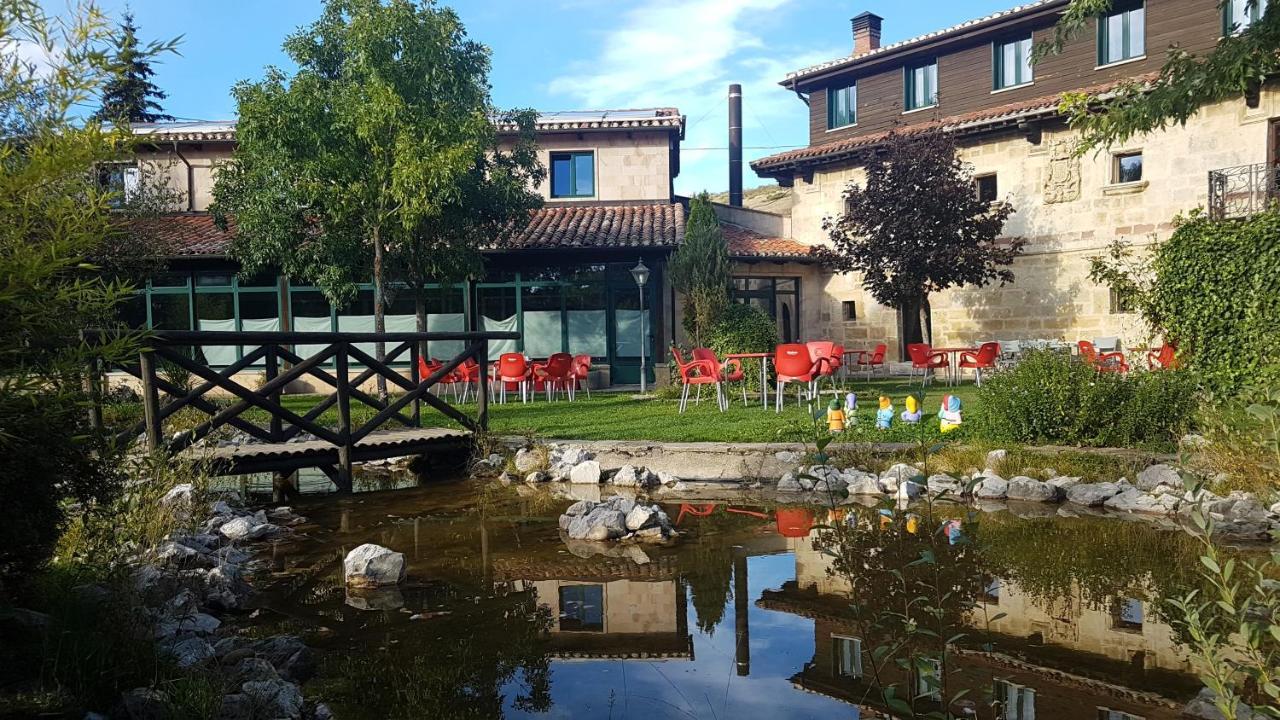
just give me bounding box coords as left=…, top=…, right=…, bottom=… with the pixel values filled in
left=692, top=347, right=747, bottom=409
left=571, top=354, right=593, bottom=398
left=907, top=343, right=948, bottom=387
left=959, top=342, right=1000, bottom=386
left=535, top=352, right=575, bottom=401
left=1078, top=340, right=1129, bottom=374
left=854, top=343, right=888, bottom=380
left=418, top=356, right=461, bottom=400
left=830, top=343, right=845, bottom=378
left=497, top=353, right=532, bottom=403
left=806, top=341, right=838, bottom=393
left=671, top=346, right=724, bottom=414
left=774, top=343, right=819, bottom=412
left=1147, top=343, right=1179, bottom=370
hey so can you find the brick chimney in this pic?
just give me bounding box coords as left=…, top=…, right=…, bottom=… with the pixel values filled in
left=852, top=12, right=883, bottom=55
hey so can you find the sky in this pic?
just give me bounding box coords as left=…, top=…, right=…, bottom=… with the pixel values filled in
left=70, top=0, right=1021, bottom=195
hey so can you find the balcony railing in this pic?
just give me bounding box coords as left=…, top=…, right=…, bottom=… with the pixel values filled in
left=1209, top=162, right=1280, bottom=220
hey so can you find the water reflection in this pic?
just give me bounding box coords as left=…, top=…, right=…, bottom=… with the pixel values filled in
left=244, top=481, right=1220, bottom=719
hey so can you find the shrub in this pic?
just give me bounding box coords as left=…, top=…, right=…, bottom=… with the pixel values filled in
left=976, top=349, right=1199, bottom=448
left=706, top=303, right=779, bottom=391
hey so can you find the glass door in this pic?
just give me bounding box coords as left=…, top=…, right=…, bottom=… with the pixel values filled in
left=607, top=262, right=656, bottom=386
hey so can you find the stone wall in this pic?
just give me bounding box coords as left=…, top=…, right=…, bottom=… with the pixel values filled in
left=782, top=91, right=1280, bottom=359
left=136, top=145, right=229, bottom=212
left=498, top=130, right=674, bottom=203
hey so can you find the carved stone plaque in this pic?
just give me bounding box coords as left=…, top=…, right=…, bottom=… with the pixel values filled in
left=1043, top=140, right=1081, bottom=204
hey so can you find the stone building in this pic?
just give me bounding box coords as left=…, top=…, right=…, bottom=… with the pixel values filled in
left=746, top=0, right=1280, bottom=360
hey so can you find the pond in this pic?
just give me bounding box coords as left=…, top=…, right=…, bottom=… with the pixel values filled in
left=240, top=477, right=1223, bottom=719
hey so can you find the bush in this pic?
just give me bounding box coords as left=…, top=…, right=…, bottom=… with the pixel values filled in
left=975, top=349, right=1199, bottom=448
left=706, top=303, right=779, bottom=391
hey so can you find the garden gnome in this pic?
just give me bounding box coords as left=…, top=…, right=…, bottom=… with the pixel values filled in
left=826, top=398, right=847, bottom=434
left=876, top=396, right=894, bottom=430
left=939, top=394, right=963, bottom=434
left=900, top=395, right=922, bottom=424
left=845, top=392, right=858, bottom=413
left=877, top=508, right=894, bottom=530
left=944, top=519, right=964, bottom=545
left=906, top=513, right=921, bottom=534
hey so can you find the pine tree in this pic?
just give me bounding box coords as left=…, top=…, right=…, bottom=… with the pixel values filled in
left=669, top=193, right=731, bottom=346
left=93, top=13, right=175, bottom=124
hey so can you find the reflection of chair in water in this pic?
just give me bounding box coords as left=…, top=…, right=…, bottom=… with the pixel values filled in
left=775, top=508, right=815, bottom=538
left=674, top=503, right=770, bottom=525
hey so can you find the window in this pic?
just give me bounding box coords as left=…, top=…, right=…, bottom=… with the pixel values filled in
left=831, top=636, right=863, bottom=678
left=559, top=584, right=604, bottom=631
left=98, top=162, right=139, bottom=208
left=1111, top=598, right=1144, bottom=632
left=842, top=300, right=857, bottom=322
left=993, top=36, right=1034, bottom=89
left=1097, top=709, right=1144, bottom=720
left=993, top=679, right=1037, bottom=720
left=731, top=276, right=801, bottom=343
left=1098, top=1, right=1145, bottom=66
left=904, top=60, right=938, bottom=111
left=1112, top=151, right=1143, bottom=184
left=827, top=83, right=857, bottom=129
left=550, top=151, right=595, bottom=198
left=975, top=174, right=999, bottom=203
left=1225, top=0, right=1268, bottom=33
left=1110, top=285, right=1136, bottom=314
left=915, top=657, right=943, bottom=701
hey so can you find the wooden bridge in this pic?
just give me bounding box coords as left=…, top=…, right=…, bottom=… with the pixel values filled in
left=86, top=329, right=519, bottom=494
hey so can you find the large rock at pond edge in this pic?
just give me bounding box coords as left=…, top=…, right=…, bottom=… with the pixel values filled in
left=895, top=481, right=925, bottom=500
left=241, top=679, right=304, bottom=719
left=1136, top=464, right=1182, bottom=492
left=566, top=508, right=627, bottom=541
left=926, top=474, right=963, bottom=496
left=1066, top=482, right=1122, bottom=507
left=985, top=449, right=1008, bottom=469
left=879, top=463, right=922, bottom=492
left=569, top=460, right=603, bottom=484
left=1104, top=488, right=1180, bottom=515
left=626, top=505, right=658, bottom=531
left=973, top=474, right=1008, bottom=500
left=514, top=447, right=543, bottom=473
left=343, top=544, right=406, bottom=588
left=218, top=516, right=277, bottom=542
left=846, top=473, right=884, bottom=496
left=1006, top=476, right=1062, bottom=503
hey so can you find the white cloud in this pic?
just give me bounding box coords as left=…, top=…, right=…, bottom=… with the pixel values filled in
left=2, top=38, right=61, bottom=78
left=546, top=0, right=843, bottom=194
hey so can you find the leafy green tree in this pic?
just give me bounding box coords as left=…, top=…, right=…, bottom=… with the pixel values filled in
left=91, top=12, right=176, bottom=124
left=0, top=1, right=158, bottom=581
left=669, top=193, right=730, bottom=346
left=213, top=0, right=540, bottom=397
left=816, top=129, right=1022, bottom=347
left=1041, top=0, right=1280, bottom=151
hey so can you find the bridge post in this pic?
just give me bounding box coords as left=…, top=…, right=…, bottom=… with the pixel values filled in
left=477, top=339, right=489, bottom=431
left=138, top=349, right=162, bottom=452
left=266, top=345, right=282, bottom=442
left=334, top=343, right=354, bottom=493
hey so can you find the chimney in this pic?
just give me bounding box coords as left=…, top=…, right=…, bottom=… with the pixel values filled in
left=728, top=83, right=743, bottom=207
left=851, top=12, right=883, bottom=55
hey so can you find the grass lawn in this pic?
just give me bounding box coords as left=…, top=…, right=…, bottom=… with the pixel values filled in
left=275, top=377, right=982, bottom=444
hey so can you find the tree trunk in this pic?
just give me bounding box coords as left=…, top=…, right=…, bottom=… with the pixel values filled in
left=900, top=294, right=926, bottom=350
left=414, top=291, right=428, bottom=360
left=921, top=294, right=934, bottom=347
left=373, top=224, right=387, bottom=402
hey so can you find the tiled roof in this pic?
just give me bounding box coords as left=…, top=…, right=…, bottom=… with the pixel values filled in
left=129, top=203, right=686, bottom=257
left=786, top=0, right=1065, bottom=82
left=504, top=202, right=685, bottom=251
left=752, top=75, right=1152, bottom=174
left=721, top=223, right=816, bottom=261
left=130, top=121, right=237, bottom=142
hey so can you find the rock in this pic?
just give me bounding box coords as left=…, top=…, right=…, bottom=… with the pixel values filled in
left=154, top=540, right=210, bottom=568
left=1271, top=501, right=1280, bottom=517
left=177, top=612, right=221, bottom=636
left=776, top=474, right=804, bottom=492
left=1047, top=476, right=1081, bottom=491
left=973, top=474, right=1008, bottom=500
left=168, top=636, right=215, bottom=668
left=241, top=679, right=304, bottom=719
left=844, top=472, right=883, bottom=496
left=926, top=473, right=963, bottom=496
left=558, top=446, right=592, bottom=466
left=625, top=505, right=657, bottom=531
left=121, top=688, right=171, bottom=720
left=251, top=636, right=314, bottom=682
left=343, top=544, right=406, bottom=588
left=1105, top=488, right=1180, bottom=515
left=1006, top=476, right=1061, bottom=503
left=658, top=471, right=679, bottom=487
left=569, top=460, right=602, bottom=485
left=232, top=657, right=281, bottom=685
left=1180, top=433, right=1210, bottom=450
left=895, top=480, right=925, bottom=501
left=1182, top=687, right=1264, bottom=720
left=514, top=447, right=543, bottom=474
left=566, top=507, right=627, bottom=541
left=524, top=471, right=548, bottom=484
left=313, top=703, right=334, bottom=720
left=879, top=463, right=922, bottom=490
left=635, top=468, right=660, bottom=489
left=498, top=471, right=514, bottom=485
left=1066, top=482, right=1122, bottom=507
left=612, top=465, right=639, bottom=487
left=775, top=450, right=801, bottom=463
left=564, top=500, right=594, bottom=517
left=985, top=449, right=1008, bottom=469
left=345, top=586, right=405, bottom=611
left=218, top=516, right=278, bottom=542
left=1136, top=464, right=1183, bottom=492
left=159, top=483, right=196, bottom=519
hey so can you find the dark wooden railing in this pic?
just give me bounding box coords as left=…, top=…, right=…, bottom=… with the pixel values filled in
left=1209, top=162, right=1280, bottom=219
left=84, top=329, right=519, bottom=491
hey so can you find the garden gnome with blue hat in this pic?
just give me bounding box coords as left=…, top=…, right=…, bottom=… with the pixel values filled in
left=900, top=395, right=922, bottom=424
left=939, top=394, right=963, bottom=434
left=826, top=398, right=847, bottom=434
left=845, top=392, right=857, bottom=413
left=876, top=396, right=893, bottom=429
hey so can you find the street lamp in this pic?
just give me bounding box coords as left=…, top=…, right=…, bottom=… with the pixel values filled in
left=630, top=259, right=650, bottom=393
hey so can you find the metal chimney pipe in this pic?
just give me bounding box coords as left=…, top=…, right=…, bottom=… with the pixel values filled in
left=728, top=83, right=743, bottom=207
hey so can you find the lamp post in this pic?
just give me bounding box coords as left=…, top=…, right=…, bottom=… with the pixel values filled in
left=630, top=259, right=650, bottom=393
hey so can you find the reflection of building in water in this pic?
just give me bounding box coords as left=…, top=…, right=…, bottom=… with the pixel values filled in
left=759, top=532, right=1198, bottom=719
left=493, top=554, right=692, bottom=660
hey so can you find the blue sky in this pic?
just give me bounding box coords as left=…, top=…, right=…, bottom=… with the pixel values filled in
left=77, top=0, right=1019, bottom=195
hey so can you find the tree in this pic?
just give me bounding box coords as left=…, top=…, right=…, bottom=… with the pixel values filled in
left=0, top=1, right=160, bottom=581
left=212, top=0, right=539, bottom=398
left=669, top=193, right=730, bottom=346
left=815, top=129, right=1023, bottom=347
left=1040, top=0, right=1280, bottom=151
left=91, top=12, right=176, bottom=124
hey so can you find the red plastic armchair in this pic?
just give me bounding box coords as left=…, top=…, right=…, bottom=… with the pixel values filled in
left=1078, top=340, right=1129, bottom=374
left=907, top=343, right=948, bottom=387
left=534, top=352, right=575, bottom=401
left=671, top=346, right=724, bottom=414
left=854, top=343, right=888, bottom=380
left=497, top=353, right=532, bottom=403
left=572, top=354, right=593, bottom=398
left=692, top=347, right=747, bottom=408
left=959, top=342, right=1000, bottom=386
left=774, top=343, right=820, bottom=412
left=1147, top=343, right=1179, bottom=370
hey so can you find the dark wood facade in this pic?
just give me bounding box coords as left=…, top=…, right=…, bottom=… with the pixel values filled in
left=800, top=0, right=1223, bottom=146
